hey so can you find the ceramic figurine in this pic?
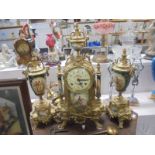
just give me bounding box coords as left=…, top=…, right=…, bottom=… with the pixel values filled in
left=145, top=20, right=155, bottom=59
left=0, top=44, right=17, bottom=69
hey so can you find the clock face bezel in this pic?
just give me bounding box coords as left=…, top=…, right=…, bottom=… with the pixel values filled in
left=14, top=39, right=32, bottom=56
left=64, top=67, right=93, bottom=93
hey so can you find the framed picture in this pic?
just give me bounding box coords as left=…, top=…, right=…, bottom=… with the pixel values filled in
left=0, top=79, right=32, bottom=135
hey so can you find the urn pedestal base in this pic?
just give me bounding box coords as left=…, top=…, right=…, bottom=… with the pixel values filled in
left=30, top=98, right=56, bottom=129
left=107, top=95, right=132, bottom=128
left=53, top=98, right=105, bottom=130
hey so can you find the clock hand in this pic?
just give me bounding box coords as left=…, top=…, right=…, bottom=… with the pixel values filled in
left=74, top=81, right=83, bottom=87
left=77, top=78, right=89, bottom=82
left=79, top=82, right=83, bottom=87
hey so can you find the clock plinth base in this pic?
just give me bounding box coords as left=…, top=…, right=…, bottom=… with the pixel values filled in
left=54, top=98, right=105, bottom=130
left=94, top=120, right=103, bottom=130
left=30, top=98, right=56, bottom=128
left=58, top=121, right=68, bottom=130
left=107, top=95, right=132, bottom=128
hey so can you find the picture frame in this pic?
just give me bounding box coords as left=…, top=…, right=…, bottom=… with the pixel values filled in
left=0, top=79, right=32, bottom=135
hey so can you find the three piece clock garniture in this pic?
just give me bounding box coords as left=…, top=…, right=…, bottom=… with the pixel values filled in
left=23, top=23, right=141, bottom=134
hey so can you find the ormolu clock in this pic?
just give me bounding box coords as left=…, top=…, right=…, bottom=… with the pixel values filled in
left=51, top=23, right=104, bottom=129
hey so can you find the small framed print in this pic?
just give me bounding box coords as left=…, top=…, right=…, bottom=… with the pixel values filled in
left=0, top=79, right=32, bottom=135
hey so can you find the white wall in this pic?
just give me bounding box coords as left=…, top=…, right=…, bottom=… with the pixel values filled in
left=31, top=22, right=52, bottom=48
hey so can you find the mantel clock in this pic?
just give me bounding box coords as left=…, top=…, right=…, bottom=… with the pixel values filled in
left=14, top=39, right=32, bottom=65
left=52, top=23, right=104, bottom=129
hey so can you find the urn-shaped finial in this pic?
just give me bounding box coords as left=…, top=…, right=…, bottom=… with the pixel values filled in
left=67, top=23, right=88, bottom=52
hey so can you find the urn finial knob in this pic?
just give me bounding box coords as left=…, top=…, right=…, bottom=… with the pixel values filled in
left=121, top=48, right=127, bottom=65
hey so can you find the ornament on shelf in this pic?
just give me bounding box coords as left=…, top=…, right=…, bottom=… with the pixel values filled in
left=21, top=24, right=37, bottom=50
left=145, top=20, right=155, bottom=60
left=93, top=20, right=115, bottom=63
left=23, top=57, right=56, bottom=128
left=128, top=45, right=144, bottom=105
left=46, top=33, right=59, bottom=66
left=92, top=46, right=109, bottom=63
left=14, top=39, right=33, bottom=66
left=0, top=44, right=18, bottom=69
left=45, top=20, right=62, bottom=66
left=49, top=23, right=105, bottom=130
left=107, top=49, right=135, bottom=128
left=14, top=23, right=39, bottom=66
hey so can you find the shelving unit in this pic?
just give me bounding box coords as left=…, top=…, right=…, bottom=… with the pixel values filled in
left=0, top=25, right=22, bottom=30
left=0, top=25, right=22, bottom=48
left=0, top=38, right=18, bottom=41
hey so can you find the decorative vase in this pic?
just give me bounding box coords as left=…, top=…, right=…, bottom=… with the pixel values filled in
left=93, top=21, right=115, bottom=63
left=128, top=45, right=144, bottom=105
left=46, top=34, right=55, bottom=48
left=92, top=47, right=109, bottom=63
left=23, top=57, right=56, bottom=128
left=107, top=49, right=135, bottom=128
left=46, top=34, right=59, bottom=66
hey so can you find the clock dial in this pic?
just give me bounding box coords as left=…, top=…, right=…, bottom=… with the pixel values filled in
left=66, top=67, right=91, bottom=92
left=17, top=43, right=30, bottom=55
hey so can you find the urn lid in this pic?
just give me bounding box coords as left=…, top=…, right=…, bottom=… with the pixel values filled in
left=112, top=49, right=133, bottom=73
left=67, top=23, right=88, bottom=45
left=24, top=57, right=48, bottom=76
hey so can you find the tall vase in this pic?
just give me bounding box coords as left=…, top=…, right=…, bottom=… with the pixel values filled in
left=23, top=57, right=56, bottom=128
left=46, top=34, right=59, bottom=66
left=107, top=49, right=135, bottom=128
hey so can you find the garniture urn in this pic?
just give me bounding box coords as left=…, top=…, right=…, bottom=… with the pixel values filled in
left=23, top=57, right=55, bottom=128
left=107, top=49, right=135, bottom=128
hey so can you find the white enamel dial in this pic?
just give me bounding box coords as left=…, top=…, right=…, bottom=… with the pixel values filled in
left=66, top=67, right=91, bottom=92
left=17, top=43, right=30, bottom=55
